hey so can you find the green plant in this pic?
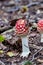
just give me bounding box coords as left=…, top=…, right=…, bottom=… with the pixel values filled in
left=0, top=35, right=5, bottom=42
left=24, top=61, right=32, bottom=65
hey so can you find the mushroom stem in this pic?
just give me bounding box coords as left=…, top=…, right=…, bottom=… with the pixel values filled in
left=21, top=36, right=30, bottom=57
left=41, top=33, right=43, bottom=42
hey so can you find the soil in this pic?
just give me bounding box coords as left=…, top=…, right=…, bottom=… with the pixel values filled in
left=0, top=0, right=43, bottom=65
left=0, top=29, right=43, bottom=65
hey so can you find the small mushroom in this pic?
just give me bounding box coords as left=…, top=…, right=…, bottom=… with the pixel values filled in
left=15, top=19, right=30, bottom=57
left=37, top=19, right=43, bottom=42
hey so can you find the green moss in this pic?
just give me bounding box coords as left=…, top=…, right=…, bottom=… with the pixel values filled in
left=0, top=35, right=5, bottom=42
left=24, top=61, right=32, bottom=65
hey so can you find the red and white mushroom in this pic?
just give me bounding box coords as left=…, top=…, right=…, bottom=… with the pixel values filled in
left=37, top=19, right=43, bottom=42
left=15, top=19, right=30, bottom=57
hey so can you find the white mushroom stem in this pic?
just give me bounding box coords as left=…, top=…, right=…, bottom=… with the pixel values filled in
left=41, top=33, right=43, bottom=42
left=21, top=36, right=30, bottom=57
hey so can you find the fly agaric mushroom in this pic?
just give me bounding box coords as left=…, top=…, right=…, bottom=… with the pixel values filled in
left=15, top=19, right=30, bottom=57
left=37, top=19, right=43, bottom=42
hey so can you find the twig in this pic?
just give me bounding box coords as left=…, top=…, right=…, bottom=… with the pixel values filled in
left=31, top=48, right=43, bottom=62
left=29, top=44, right=43, bottom=49
left=24, top=44, right=43, bottom=62
left=0, top=60, right=5, bottom=65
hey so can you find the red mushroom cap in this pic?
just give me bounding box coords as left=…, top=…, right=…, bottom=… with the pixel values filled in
left=37, top=19, right=43, bottom=31
left=15, top=19, right=28, bottom=35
